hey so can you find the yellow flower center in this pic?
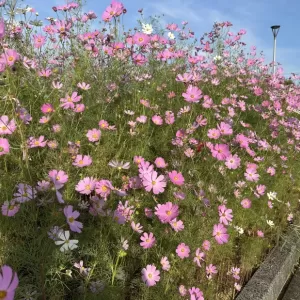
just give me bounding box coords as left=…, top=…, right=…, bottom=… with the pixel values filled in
left=138, top=37, right=144, bottom=42
left=166, top=210, right=171, bottom=216
left=68, top=217, right=74, bottom=223
left=148, top=273, right=152, bottom=278
left=56, top=176, right=60, bottom=180
left=8, top=56, right=14, bottom=62
left=78, top=160, right=84, bottom=165
left=0, top=291, right=7, bottom=299
left=101, top=186, right=107, bottom=192
left=85, top=184, right=91, bottom=190
left=92, top=133, right=98, bottom=139
left=152, top=181, right=156, bottom=185
left=0, top=147, right=3, bottom=152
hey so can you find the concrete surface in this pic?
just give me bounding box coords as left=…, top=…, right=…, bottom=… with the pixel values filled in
left=236, top=230, right=300, bottom=300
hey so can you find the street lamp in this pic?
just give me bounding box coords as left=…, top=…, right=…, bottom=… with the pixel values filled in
left=271, top=25, right=280, bottom=76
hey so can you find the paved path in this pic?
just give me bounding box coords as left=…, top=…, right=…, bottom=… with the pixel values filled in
left=281, top=267, right=300, bottom=300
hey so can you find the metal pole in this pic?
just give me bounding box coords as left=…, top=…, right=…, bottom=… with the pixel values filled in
left=272, top=36, right=276, bottom=76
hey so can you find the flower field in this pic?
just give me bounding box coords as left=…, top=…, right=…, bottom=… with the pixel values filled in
left=0, top=0, right=300, bottom=299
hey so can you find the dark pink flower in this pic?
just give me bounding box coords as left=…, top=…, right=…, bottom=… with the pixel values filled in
left=213, top=223, right=229, bottom=244
left=155, top=202, right=179, bottom=223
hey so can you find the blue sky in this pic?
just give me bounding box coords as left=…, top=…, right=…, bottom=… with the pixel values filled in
left=27, top=0, right=300, bottom=77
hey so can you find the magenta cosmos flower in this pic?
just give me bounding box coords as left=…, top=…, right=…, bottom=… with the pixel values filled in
left=0, top=138, right=9, bottom=156
left=182, top=85, right=202, bottom=103
left=72, top=154, right=92, bottom=168
left=140, top=232, right=156, bottom=249
left=155, top=202, right=179, bottom=223
left=141, top=264, right=160, bottom=287
left=95, top=179, right=113, bottom=199
left=168, top=170, right=185, bottom=186
left=142, top=171, right=166, bottom=195
left=213, top=223, right=229, bottom=244
left=176, top=243, right=190, bottom=259
left=64, top=205, right=83, bottom=233
left=211, top=143, right=231, bottom=161
left=0, top=265, right=19, bottom=300
left=86, top=128, right=101, bottom=142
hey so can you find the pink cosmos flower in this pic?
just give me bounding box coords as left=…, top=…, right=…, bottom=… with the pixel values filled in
left=0, top=116, right=16, bottom=135
left=202, top=240, right=211, bottom=251
left=218, top=122, right=233, bottom=135
left=170, top=218, right=184, bottom=232
left=155, top=202, right=179, bottom=223
left=207, top=128, right=220, bottom=139
left=138, top=161, right=154, bottom=179
left=95, top=179, right=113, bottom=199
left=28, top=136, right=47, bottom=148
left=213, top=223, right=229, bottom=244
left=75, top=177, right=96, bottom=195
left=1, top=49, right=19, bottom=66
left=189, top=287, right=204, bottom=300
left=142, top=171, right=166, bottom=194
left=244, top=167, right=260, bottom=182
left=134, top=156, right=145, bottom=165
left=73, top=104, right=85, bottom=113
left=72, top=154, right=92, bottom=167
left=225, top=154, right=241, bottom=169
left=131, top=221, right=143, bottom=234
left=33, top=34, right=46, bottom=48
left=140, top=232, right=156, bottom=249
left=41, top=103, right=54, bottom=114
left=38, top=69, right=52, bottom=78
left=218, top=205, right=233, bottom=225
left=102, top=0, right=124, bottom=21
left=133, top=32, right=150, bottom=46
left=231, top=267, right=240, bottom=280
left=48, top=169, right=68, bottom=190
left=179, top=285, right=187, bottom=296
left=0, top=265, right=19, bottom=299
left=176, top=243, right=190, bottom=259
left=60, top=92, right=82, bottom=109
left=86, top=128, right=101, bottom=142
left=165, top=111, right=175, bottom=124
left=267, top=167, right=276, bottom=176
left=206, top=264, right=218, bottom=279
left=77, top=82, right=91, bottom=90
left=2, top=200, right=20, bottom=217
left=152, top=115, right=163, bottom=125
left=193, top=248, right=205, bottom=267
left=154, top=157, right=168, bottom=168
left=141, top=264, right=160, bottom=287
left=241, top=198, right=252, bottom=208
left=0, top=138, right=9, bottom=155
left=160, top=256, right=170, bottom=271
left=64, top=205, right=83, bottom=233
left=168, top=170, right=185, bottom=186
left=182, top=85, right=202, bottom=103
left=211, top=144, right=231, bottom=161
left=257, top=230, right=264, bottom=238
left=98, top=120, right=109, bottom=129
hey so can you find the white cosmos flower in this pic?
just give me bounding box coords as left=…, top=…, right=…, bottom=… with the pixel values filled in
left=267, top=191, right=277, bottom=201
left=167, top=32, right=175, bottom=40
left=267, top=220, right=275, bottom=227
left=142, top=23, right=153, bottom=35
left=213, top=55, right=222, bottom=61
left=234, top=226, right=244, bottom=235
left=55, top=230, right=78, bottom=252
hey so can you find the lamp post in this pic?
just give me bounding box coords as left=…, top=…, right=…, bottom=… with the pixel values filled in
left=271, top=25, right=280, bottom=76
